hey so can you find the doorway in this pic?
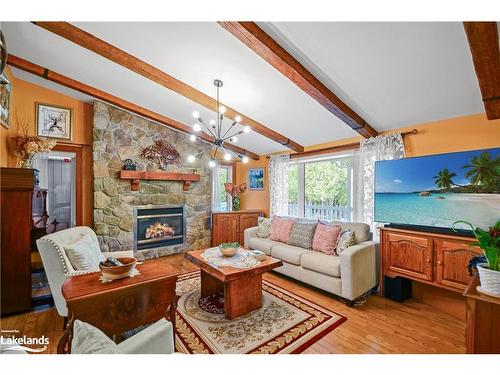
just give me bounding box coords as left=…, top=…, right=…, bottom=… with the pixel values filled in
left=32, top=150, right=77, bottom=230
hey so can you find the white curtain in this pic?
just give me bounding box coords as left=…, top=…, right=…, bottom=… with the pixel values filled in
left=269, top=154, right=290, bottom=217
left=210, top=164, right=220, bottom=211
left=356, top=133, right=405, bottom=234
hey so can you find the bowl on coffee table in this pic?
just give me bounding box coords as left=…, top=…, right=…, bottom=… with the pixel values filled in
left=218, top=242, right=240, bottom=257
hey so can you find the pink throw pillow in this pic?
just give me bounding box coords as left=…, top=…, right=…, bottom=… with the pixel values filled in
left=312, top=222, right=342, bottom=255
left=269, top=216, right=295, bottom=243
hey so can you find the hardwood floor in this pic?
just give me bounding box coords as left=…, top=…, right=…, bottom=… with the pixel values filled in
left=0, top=254, right=466, bottom=354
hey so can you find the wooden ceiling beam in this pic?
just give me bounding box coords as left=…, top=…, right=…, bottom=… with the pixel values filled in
left=7, top=54, right=260, bottom=160
left=463, top=22, right=500, bottom=120
left=32, top=21, right=304, bottom=153
left=219, top=22, right=379, bottom=139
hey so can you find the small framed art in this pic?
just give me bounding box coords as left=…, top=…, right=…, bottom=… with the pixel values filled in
left=248, top=168, right=265, bottom=190
left=0, top=73, right=11, bottom=129
left=36, top=103, right=73, bottom=140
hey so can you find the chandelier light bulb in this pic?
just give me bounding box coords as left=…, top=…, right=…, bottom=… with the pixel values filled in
left=219, top=105, right=226, bottom=114
left=193, top=123, right=202, bottom=132
left=187, top=155, right=196, bottom=163
left=230, top=136, right=238, bottom=143
left=224, top=153, right=232, bottom=161
left=243, top=125, right=251, bottom=133
left=208, top=160, right=216, bottom=168
left=209, top=119, right=216, bottom=126
left=235, top=115, right=242, bottom=123
left=242, top=156, right=249, bottom=163
left=189, top=134, right=197, bottom=142
left=192, top=111, right=200, bottom=119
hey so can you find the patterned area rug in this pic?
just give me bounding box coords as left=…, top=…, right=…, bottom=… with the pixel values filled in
left=175, top=271, right=346, bottom=354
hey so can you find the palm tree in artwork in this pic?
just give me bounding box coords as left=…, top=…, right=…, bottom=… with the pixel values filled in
left=462, top=152, right=499, bottom=192
left=433, top=168, right=457, bottom=191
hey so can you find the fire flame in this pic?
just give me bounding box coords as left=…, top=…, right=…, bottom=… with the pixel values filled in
left=145, top=222, right=175, bottom=239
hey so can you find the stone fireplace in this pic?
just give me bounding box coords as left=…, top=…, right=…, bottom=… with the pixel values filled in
left=92, top=101, right=212, bottom=259
left=133, top=205, right=186, bottom=252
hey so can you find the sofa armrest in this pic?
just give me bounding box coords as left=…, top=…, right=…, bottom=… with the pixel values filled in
left=339, top=241, right=377, bottom=301
left=117, top=318, right=174, bottom=354
left=244, top=226, right=259, bottom=248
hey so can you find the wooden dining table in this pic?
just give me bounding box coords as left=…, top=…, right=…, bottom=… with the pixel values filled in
left=58, top=259, right=179, bottom=353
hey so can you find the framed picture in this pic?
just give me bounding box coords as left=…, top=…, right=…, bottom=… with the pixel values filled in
left=36, top=103, right=73, bottom=140
left=0, top=73, right=11, bottom=129
left=248, top=168, right=265, bottom=190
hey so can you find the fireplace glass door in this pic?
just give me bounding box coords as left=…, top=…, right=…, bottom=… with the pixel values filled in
left=134, top=206, right=185, bottom=251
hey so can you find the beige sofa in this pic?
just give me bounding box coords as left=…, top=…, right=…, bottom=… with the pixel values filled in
left=244, top=221, right=377, bottom=306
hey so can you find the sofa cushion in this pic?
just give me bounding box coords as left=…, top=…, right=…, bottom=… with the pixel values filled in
left=272, top=244, right=310, bottom=265
left=256, top=217, right=272, bottom=238
left=301, top=252, right=341, bottom=278
left=332, top=221, right=370, bottom=244
left=288, top=221, right=317, bottom=249
left=269, top=216, right=295, bottom=243
left=247, top=237, right=282, bottom=255
left=336, top=230, right=356, bottom=255
left=312, top=222, right=342, bottom=255
left=64, top=234, right=105, bottom=271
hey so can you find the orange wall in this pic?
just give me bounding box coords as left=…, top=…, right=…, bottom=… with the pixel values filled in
left=235, top=157, right=270, bottom=216
left=238, top=113, right=500, bottom=217
left=1, top=69, right=93, bottom=226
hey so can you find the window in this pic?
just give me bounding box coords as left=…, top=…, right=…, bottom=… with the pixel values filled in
left=288, top=154, right=354, bottom=221
left=213, top=165, right=233, bottom=211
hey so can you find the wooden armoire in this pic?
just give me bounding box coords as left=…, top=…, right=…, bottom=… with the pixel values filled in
left=1, top=168, right=35, bottom=315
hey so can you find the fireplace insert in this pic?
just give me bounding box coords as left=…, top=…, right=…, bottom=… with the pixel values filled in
left=133, top=205, right=186, bottom=252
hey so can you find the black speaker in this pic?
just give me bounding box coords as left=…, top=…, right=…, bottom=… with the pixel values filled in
left=384, top=276, right=412, bottom=302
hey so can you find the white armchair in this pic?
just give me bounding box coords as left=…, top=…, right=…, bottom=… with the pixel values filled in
left=71, top=318, right=175, bottom=354
left=36, top=226, right=134, bottom=319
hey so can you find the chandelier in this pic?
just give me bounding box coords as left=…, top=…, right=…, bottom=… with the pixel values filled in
left=187, top=79, right=251, bottom=168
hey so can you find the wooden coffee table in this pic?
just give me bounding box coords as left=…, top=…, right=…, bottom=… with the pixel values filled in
left=185, top=249, right=282, bottom=320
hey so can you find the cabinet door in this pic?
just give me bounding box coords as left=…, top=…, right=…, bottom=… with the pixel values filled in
left=212, top=214, right=239, bottom=246
left=1, top=190, right=32, bottom=314
left=435, top=239, right=483, bottom=291
left=239, top=213, right=261, bottom=245
left=384, top=232, right=433, bottom=281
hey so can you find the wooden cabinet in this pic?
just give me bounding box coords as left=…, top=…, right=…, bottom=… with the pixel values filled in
left=384, top=232, right=433, bottom=281
left=380, top=227, right=480, bottom=295
left=1, top=168, right=35, bottom=315
left=238, top=213, right=261, bottom=245
left=464, top=274, right=500, bottom=353
left=212, top=214, right=239, bottom=245
left=211, top=210, right=264, bottom=247
left=435, top=239, right=482, bottom=290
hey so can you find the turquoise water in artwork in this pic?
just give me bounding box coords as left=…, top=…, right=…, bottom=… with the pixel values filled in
left=375, top=193, right=500, bottom=230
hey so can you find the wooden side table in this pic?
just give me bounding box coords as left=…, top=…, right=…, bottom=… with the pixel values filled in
left=58, top=259, right=179, bottom=353
left=463, top=274, right=500, bottom=354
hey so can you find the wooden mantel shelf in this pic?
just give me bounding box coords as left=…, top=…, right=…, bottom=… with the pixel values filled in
left=119, top=170, right=200, bottom=191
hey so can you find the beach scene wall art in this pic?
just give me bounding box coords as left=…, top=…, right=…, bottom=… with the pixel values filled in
left=375, top=148, right=500, bottom=231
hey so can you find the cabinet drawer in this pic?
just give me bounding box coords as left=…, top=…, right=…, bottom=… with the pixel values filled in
left=384, top=232, right=433, bottom=281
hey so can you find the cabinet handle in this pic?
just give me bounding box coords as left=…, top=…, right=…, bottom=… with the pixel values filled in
left=437, top=260, right=442, bottom=265
left=426, top=258, right=431, bottom=264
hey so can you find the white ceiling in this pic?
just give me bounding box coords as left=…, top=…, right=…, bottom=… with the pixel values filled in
left=259, top=22, right=484, bottom=130
left=3, top=22, right=484, bottom=155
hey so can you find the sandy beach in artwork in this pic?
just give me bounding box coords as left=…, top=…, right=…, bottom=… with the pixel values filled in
left=443, top=193, right=500, bottom=210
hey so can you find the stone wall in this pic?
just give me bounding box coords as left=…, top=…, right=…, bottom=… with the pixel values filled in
left=92, top=101, right=212, bottom=259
